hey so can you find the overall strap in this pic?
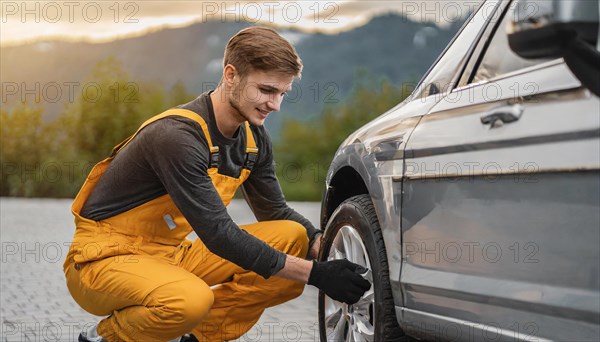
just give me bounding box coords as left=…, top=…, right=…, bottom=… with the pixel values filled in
left=109, top=108, right=259, bottom=171
left=109, top=108, right=218, bottom=158
left=243, top=122, right=259, bottom=171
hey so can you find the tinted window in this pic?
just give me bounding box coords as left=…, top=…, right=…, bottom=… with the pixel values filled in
left=472, top=2, right=550, bottom=83
left=415, top=0, right=501, bottom=99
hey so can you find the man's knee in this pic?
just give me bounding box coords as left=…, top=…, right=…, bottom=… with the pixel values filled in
left=277, top=220, right=309, bottom=257
left=270, top=280, right=305, bottom=305
left=151, top=277, right=214, bottom=328
left=287, top=281, right=305, bottom=300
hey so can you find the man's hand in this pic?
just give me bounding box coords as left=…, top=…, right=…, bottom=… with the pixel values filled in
left=308, top=259, right=371, bottom=305
left=308, top=233, right=323, bottom=259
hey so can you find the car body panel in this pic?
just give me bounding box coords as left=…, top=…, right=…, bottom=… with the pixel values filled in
left=399, top=170, right=600, bottom=340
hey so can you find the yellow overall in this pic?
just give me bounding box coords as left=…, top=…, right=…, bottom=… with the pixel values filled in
left=63, top=109, right=308, bottom=342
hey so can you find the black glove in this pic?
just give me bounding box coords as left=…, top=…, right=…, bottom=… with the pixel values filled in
left=308, top=259, right=371, bottom=304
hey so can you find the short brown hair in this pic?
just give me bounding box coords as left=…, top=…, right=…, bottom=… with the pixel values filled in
left=223, top=26, right=303, bottom=78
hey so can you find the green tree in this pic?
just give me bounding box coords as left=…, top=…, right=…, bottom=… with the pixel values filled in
left=167, top=81, right=196, bottom=108
left=0, top=104, right=48, bottom=196
left=1, top=57, right=197, bottom=198
left=62, top=57, right=148, bottom=163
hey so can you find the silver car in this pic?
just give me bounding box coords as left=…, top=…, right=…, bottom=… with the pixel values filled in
left=317, top=0, right=600, bottom=341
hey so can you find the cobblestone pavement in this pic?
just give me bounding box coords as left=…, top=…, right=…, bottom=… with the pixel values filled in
left=1, top=198, right=322, bottom=342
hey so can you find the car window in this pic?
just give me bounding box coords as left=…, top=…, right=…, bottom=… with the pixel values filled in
left=414, top=0, right=501, bottom=100
left=472, top=2, right=551, bottom=83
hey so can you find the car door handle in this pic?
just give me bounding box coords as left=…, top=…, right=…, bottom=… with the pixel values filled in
left=480, top=104, right=523, bottom=128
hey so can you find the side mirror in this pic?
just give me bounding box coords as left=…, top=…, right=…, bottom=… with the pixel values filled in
left=508, top=0, right=600, bottom=96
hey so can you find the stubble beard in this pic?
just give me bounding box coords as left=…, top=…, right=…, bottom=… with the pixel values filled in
left=228, top=90, right=266, bottom=127
left=228, top=95, right=251, bottom=124
left=228, top=80, right=254, bottom=123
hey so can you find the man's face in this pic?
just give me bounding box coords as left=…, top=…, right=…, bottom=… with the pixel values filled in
left=228, top=70, right=294, bottom=126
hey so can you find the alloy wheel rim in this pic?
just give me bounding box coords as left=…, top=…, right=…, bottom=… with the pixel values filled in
left=324, top=225, right=375, bottom=341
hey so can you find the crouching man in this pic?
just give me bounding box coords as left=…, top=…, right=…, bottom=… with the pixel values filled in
left=63, top=26, right=370, bottom=342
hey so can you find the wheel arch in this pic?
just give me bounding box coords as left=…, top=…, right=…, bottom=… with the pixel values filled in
left=321, top=165, right=369, bottom=230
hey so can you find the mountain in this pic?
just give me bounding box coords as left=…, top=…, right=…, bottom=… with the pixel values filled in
left=0, top=14, right=464, bottom=139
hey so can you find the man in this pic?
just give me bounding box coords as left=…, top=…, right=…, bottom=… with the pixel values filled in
left=64, top=26, right=370, bottom=342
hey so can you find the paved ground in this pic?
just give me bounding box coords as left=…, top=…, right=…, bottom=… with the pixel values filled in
left=0, top=198, right=322, bottom=342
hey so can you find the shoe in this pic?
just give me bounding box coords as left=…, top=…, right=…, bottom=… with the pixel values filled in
left=79, top=322, right=191, bottom=342
left=180, top=334, right=199, bottom=342
left=79, top=323, right=104, bottom=342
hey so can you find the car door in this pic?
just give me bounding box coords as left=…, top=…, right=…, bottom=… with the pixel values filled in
left=400, top=1, right=600, bottom=341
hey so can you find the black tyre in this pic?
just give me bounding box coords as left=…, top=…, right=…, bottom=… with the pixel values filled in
left=318, top=194, right=404, bottom=341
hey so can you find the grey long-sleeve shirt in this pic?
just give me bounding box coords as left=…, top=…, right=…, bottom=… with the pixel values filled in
left=79, top=92, right=321, bottom=278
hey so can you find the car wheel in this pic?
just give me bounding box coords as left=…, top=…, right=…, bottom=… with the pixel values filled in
left=318, top=194, right=404, bottom=341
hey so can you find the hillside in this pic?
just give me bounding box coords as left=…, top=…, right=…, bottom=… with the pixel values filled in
left=1, top=14, right=464, bottom=139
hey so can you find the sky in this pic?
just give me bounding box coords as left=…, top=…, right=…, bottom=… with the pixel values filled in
left=0, top=0, right=482, bottom=46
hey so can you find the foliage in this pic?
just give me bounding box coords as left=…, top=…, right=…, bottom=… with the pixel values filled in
left=0, top=57, right=196, bottom=198
left=1, top=104, right=48, bottom=196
